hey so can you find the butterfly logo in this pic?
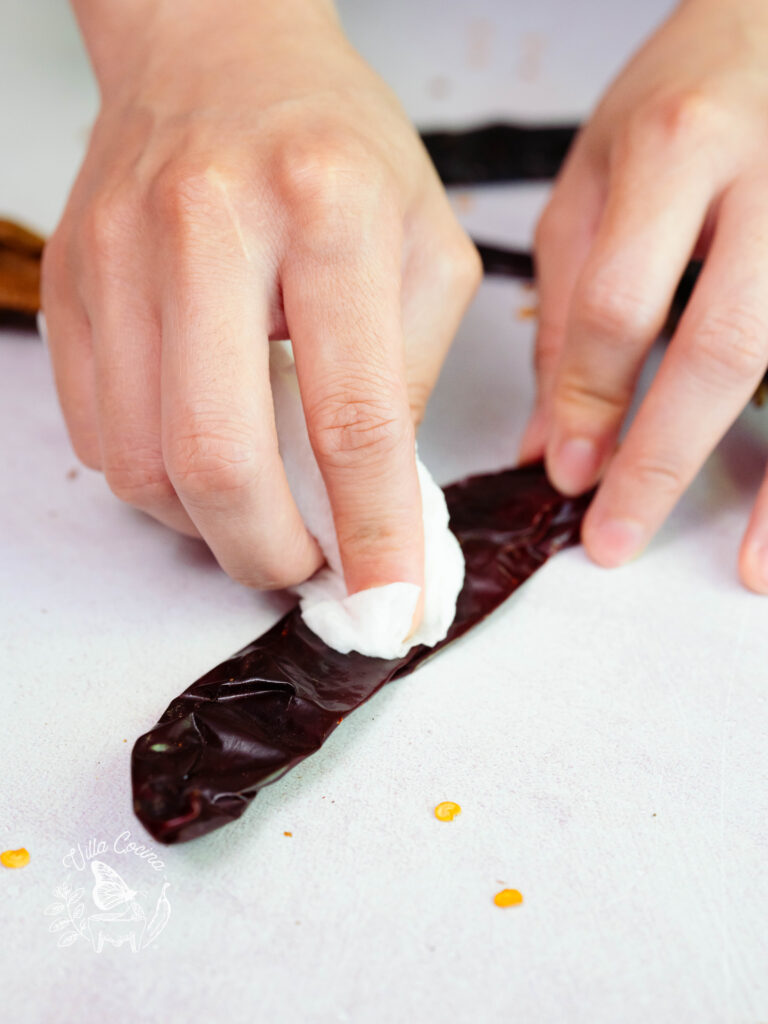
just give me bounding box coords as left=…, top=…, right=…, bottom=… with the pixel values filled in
left=91, top=861, right=141, bottom=914
left=46, top=839, right=172, bottom=953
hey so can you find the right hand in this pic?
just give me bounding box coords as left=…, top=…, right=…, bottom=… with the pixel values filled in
left=45, top=0, right=481, bottom=595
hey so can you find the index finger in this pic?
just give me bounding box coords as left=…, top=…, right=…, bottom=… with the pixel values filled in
left=582, top=177, right=768, bottom=568
left=546, top=109, right=722, bottom=495
left=282, top=194, right=423, bottom=598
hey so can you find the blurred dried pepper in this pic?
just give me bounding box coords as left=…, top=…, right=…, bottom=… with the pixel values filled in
left=421, top=122, right=578, bottom=184
left=132, top=462, right=591, bottom=844
left=0, top=218, right=44, bottom=329
left=474, top=241, right=703, bottom=339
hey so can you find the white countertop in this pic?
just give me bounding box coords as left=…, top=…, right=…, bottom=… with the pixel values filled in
left=2, top=2, right=767, bottom=1022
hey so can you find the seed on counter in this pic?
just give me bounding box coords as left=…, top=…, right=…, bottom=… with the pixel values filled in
left=1, top=848, right=30, bottom=869
left=494, top=888, right=523, bottom=908
left=434, top=801, right=461, bottom=822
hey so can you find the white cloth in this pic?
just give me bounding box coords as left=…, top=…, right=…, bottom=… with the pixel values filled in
left=270, top=342, right=464, bottom=658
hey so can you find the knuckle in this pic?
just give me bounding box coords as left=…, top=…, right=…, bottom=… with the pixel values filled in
left=555, top=373, right=628, bottom=420
left=625, top=453, right=684, bottom=498
left=81, top=205, right=115, bottom=258
left=81, top=192, right=134, bottom=258
left=659, top=90, right=723, bottom=140
left=227, top=563, right=297, bottom=592
left=165, top=417, right=261, bottom=499
left=224, top=535, right=318, bottom=591
left=278, top=134, right=375, bottom=199
left=104, top=454, right=174, bottom=507
left=148, top=163, right=226, bottom=226
left=440, top=234, right=483, bottom=295
left=309, top=387, right=412, bottom=468
left=622, top=90, right=723, bottom=157
left=337, top=515, right=409, bottom=556
left=574, top=274, right=657, bottom=341
left=687, top=307, right=768, bottom=387
left=276, top=136, right=392, bottom=245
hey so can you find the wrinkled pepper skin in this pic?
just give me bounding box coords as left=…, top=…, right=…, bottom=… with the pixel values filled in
left=132, top=463, right=591, bottom=845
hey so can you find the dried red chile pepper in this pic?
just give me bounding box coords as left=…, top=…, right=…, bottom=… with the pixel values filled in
left=420, top=122, right=578, bottom=184
left=0, top=124, right=755, bottom=844
left=132, top=462, right=592, bottom=844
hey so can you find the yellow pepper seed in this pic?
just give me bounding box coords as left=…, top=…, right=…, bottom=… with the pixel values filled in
left=1, top=848, right=30, bottom=869
left=434, top=801, right=461, bottom=822
left=494, top=888, right=523, bottom=907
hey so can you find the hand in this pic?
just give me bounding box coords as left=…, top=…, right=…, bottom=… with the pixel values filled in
left=521, top=0, right=768, bottom=592
left=45, top=0, right=480, bottom=595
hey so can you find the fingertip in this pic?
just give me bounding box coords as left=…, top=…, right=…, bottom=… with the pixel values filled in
left=275, top=526, right=326, bottom=588
left=229, top=536, right=324, bottom=591
left=738, top=462, right=768, bottom=593
left=582, top=511, right=647, bottom=569
left=294, top=531, right=326, bottom=585
left=342, top=546, right=424, bottom=600
left=545, top=434, right=603, bottom=496
left=143, top=504, right=203, bottom=540
left=738, top=540, right=768, bottom=595
left=337, top=497, right=425, bottom=600
left=71, top=434, right=103, bottom=472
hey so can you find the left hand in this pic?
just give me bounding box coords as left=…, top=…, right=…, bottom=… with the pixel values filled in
left=521, top=0, right=768, bottom=592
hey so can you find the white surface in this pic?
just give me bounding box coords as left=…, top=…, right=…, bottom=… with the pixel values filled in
left=270, top=342, right=465, bottom=658
left=2, top=2, right=767, bottom=1023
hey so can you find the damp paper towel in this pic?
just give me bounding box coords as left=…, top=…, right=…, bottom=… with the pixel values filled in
left=38, top=313, right=464, bottom=660
left=270, top=341, right=465, bottom=659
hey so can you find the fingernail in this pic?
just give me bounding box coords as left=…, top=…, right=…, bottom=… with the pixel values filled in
left=549, top=436, right=601, bottom=494
left=590, top=517, right=646, bottom=567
